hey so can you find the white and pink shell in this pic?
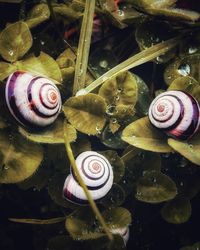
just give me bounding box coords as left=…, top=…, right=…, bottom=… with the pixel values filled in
left=148, top=90, right=200, bottom=140
left=5, top=71, right=62, bottom=128
left=63, top=151, right=114, bottom=205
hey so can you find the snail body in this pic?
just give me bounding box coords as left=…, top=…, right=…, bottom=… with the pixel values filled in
left=148, top=90, right=200, bottom=140
left=63, top=151, right=113, bottom=205
left=5, top=71, right=62, bottom=128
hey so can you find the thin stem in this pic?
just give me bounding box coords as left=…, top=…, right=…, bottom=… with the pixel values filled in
left=63, top=130, right=113, bottom=241
left=85, top=36, right=183, bottom=93
left=73, top=0, right=96, bottom=95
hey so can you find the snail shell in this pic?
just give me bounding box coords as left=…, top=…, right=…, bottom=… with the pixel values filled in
left=63, top=151, right=114, bottom=205
left=148, top=90, right=200, bottom=140
left=5, top=71, right=62, bottom=128
left=111, top=227, right=130, bottom=245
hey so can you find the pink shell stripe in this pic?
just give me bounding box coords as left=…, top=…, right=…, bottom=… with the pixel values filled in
left=63, top=151, right=113, bottom=205
left=148, top=90, right=200, bottom=140
left=5, top=71, right=62, bottom=128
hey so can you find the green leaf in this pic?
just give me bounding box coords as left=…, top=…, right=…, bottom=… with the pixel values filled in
left=19, top=118, right=77, bottom=144
left=99, top=71, right=138, bottom=120
left=122, top=116, right=173, bottom=153
left=15, top=52, right=62, bottom=84
left=168, top=133, right=200, bottom=166
left=180, top=242, right=200, bottom=250
left=0, top=131, right=43, bottom=183
left=26, top=3, right=50, bottom=29
left=65, top=210, right=105, bottom=240
left=0, top=22, right=32, bottom=62
left=103, top=207, right=132, bottom=229
left=161, top=196, right=192, bottom=224
left=0, top=62, right=17, bottom=81
left=63, top=93, right=107, bottom=135
left=135, top=171, right=177, bottom=203
left=100, top=150, right=125, bottom=183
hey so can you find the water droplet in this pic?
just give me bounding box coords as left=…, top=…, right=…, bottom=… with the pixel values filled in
left=8, top=50, right=14, bottom=56
left=180, top=181, right=184, bottom=186
left=106, top=104, right=116, bottom=116
left=117, top=9, right=124, bottom=16
left=178, top=64, right=190, bottom=76
left=111, top=118, right=117, bottom=124
left=189, top=144, right=193, bottom=149
left=99, top=60, right=108, bottom=69
left=115, top=95, right=120, bottom=101
left=188, top=46, right=198, bottom=54
left=96, top=124, right=102, bottom=135
left=4, top=165, right=9, bottom=170
left=40, top=40, right=45, bottom=45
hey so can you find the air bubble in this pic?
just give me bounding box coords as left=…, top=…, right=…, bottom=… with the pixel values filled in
left=178, top=64, right=190, bottom=76
left=99, top=60, right=108, bottom=69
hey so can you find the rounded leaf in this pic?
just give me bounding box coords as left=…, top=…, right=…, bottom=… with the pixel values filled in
left=135, top=171, right=177, bottom=203
left=19, top=118, right=77, bottom=144
left=0, top=62, right=17, bottom=81
left=122, top=117, right=173, bottom=153
left=161, top=196, right=192, bottom=224
left=168, top=133, right=200, bottom=166
left=63, top=93, right=107, bottom=135
left=0, top=22, right=32, bottom=62
left=0, top=131, right=43, bottom=183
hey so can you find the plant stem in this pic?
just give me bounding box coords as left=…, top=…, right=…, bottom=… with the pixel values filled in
left=63, top=130, right=113, bottom=241
left=73, top=0, right=96, bottom=95
left=84, top=36, right=182, bottom=93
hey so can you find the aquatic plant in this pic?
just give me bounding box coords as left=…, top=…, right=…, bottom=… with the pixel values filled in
left=0, top=0, right=200, bottom=249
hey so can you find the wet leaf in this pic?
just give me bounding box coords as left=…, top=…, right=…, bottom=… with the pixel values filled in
left=100, top=150, right=125, bottom=183
left=9, top=217, right=65, bottom=224
left=135, top=171, right=177, bottom=203
left=15, top=52, right=62, bottom=83
left=99, top=71, right=138, bottom=120
left=63, top=93, right=107, bottom=135
left=168, top=133, right=200, bottom=166
left=0, top=62, right=17, bottom=81
left=164, top=54, right=200, bottom=86
left=0, top=22, right=32, bottom=62
left=135, top=19, right=176, bottom=63
left=101, top=125, right=128, bottom=149
left=168, top=76, right=200, bottom=103
left=0, top=131, right=43, bottom=183
left=122, top=116, right=173, bottom=153
left=26, top=3, right=50, bottom=29
left=66, top=210, right=105, bottom=240
left=48, top=173, right=77, bottom=209
left=103, top=207, right=131, bottom=229
left=19, top=118, right=77, bottom=144
left=161, top=195, right=192, bottom=224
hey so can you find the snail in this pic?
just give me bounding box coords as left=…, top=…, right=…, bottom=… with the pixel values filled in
left=148, top=90, right=200, bottom=140
left=5, top=71, right=62, bottom=128
left=63, top=151, right=114, bottom=205
left=111, top=227, right=130, bottom=245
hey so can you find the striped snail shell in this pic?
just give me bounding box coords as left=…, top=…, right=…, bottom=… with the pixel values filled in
left=5, top=71, right=62, bottom=128
left=111, top=227, right=130, bottom=245
left=63, top=151, right=114, bottom=205
left=148, top=90, right=200, bottom=140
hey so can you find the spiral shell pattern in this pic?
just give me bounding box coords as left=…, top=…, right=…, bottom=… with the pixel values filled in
left=63, top=151, right=114, bottom=205
left=5, top=71, right=62, bottom=128
left=148, top=90, right=200, bottom=140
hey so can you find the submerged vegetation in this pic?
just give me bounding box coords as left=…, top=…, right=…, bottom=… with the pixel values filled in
left=0, top=0, right=200, bottom=249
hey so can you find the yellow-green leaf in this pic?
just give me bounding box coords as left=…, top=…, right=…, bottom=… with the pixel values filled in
left=9, top=217, right=65, bottom=224
left=0, top=62, right=17, bottom=81
left=19, top=118, right=76, bottom=144
left=26, top=3, right=50, bottom=29
left=0, top=21, right=32, bottom=62
left=63, top=93, right=107, bottom=135
left=161, top=196, right=192, bottom=224
left=15, top=52, right=62, bottom=83
left=0, top=131, right=43, bottom=183
left=122, top=117, right=173, bottom=153
left=168, top=133, right=200, bottom=166
left=135, top=171, right=177, bottom=203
